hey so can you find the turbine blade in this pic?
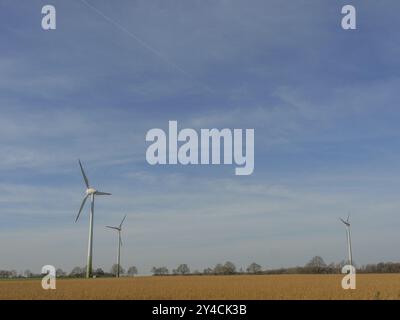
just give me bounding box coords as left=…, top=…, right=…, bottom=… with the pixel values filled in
left=75, top=194, right=89, bottom=222
left=95, top=191, right=111, bottom=196
left=106, top=226, right=119, bottom=230
left=120, top=235, right=123, bottom=247
left=347, top=213, right=350, bottom=223
left=119, top=214, right=127, bottom=228
left=340, top=218, right=350, bottom=227
left=78, top=159, right=90, bottom=188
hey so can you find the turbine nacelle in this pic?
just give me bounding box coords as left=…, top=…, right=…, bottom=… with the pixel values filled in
left=84, top=188, right=111, bottom=196
left=86, top=188, right=97, bottom=195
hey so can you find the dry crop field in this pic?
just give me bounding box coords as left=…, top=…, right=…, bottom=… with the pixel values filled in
left=1, top=274, right=400, bottom=300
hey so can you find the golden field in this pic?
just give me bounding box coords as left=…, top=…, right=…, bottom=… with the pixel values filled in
left=1, top=274, right=400, bottom=300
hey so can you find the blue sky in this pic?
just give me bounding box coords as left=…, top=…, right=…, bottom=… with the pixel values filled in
left=1, top=0, right=400, bottom=274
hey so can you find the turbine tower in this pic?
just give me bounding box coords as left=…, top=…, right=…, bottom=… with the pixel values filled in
left=75, top=159, right=111, bottom=278
left=340, top=214, right=353, bottom=266
left=106, top=215, right=126, bottom=278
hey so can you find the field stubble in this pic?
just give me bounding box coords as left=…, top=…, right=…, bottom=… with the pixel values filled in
left=0, top=274, right=400, bottom=300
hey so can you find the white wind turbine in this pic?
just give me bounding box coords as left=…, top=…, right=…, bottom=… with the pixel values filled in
left=340, top=214, right=353, bottom=266
left=75, top=159, right=111, bottom=278
left=106, top=215, right=126, bottom=278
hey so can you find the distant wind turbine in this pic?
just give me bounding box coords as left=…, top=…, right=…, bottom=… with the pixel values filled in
left=340, top=214, right=353, bottom=266
left=75, top=159, right=111, bottom=278
left=106, top=215, right=127, bottom=278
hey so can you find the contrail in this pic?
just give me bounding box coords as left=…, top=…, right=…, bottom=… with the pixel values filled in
left=78, top=0, right=211, bottom=92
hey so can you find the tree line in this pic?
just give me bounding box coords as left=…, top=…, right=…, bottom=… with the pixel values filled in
left=150, top=257, right=400, bottom=276
left=0, top=264, right=138, bottom=279
left=3, top=257, right=400, bottom=279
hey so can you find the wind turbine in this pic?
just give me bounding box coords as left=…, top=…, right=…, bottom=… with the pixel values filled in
left=340, top=214, right=353, bottom=266
left=106, top=215, right=126, bottom=278
left=75, top=159, right=111, bottom=278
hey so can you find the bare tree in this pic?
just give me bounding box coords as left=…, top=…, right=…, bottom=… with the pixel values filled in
left=127, top=266, right=138, bottom=276
left=111, top=264, right=125, bottom=276
left=94, top=268, right=105, bottom=277
left=203, top=267, right=213, bottom=275
left=56, top=268, right=66, bottom=277
left=70, top=266, right=85, bottom=277
left=213, top=262, right=237, bottom=275
left=213, top=263, right=225, bottom=275
left=24, top=270, right=32, bottom=278
left=176, top=264, right=190, bottom=275
left=246, top=262, right=262, bottom=274
left=224, top=261, right=236, bottom=274
left=151, top=266, right=169, bottom=275
left=305, top=256, right=327, bottom=274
